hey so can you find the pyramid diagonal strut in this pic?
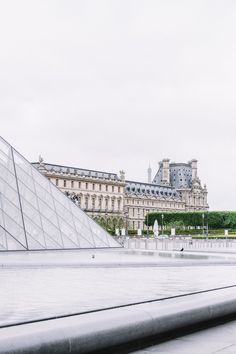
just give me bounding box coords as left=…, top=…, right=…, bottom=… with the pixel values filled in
left=0, top=136, right=120, bottom=250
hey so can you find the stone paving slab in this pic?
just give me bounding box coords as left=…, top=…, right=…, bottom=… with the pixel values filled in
left=1, top=287, right=236, bottom=354
left=132, top=319, right=236, bottom=354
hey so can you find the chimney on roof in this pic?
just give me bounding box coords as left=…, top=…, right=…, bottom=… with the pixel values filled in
left=161, top=158, right=170, bottom=185
left=190, top=159, right=198, bottom=180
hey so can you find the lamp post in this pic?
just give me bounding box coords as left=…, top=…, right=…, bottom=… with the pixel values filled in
left=125, top=207, right=128, bottom=237
left=202, top=213, right=205, bottom=237
left=161, top=214, right=164, bottom=236
left=206, top=211, right=208, bottom=240
left=105, top=208, right=108, bottom=232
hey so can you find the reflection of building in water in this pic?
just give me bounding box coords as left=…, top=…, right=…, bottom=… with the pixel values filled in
left=33, top=158, right=208, bottom=231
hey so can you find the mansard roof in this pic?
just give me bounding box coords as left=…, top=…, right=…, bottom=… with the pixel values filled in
left=152, top=162, right=193, bottom=189
left=32, top=162, right=120, bottom=181
left=125, top=180, right=181, bottom=200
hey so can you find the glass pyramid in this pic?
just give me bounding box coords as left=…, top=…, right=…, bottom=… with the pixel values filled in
left=0, top=136, right=120, bottom=250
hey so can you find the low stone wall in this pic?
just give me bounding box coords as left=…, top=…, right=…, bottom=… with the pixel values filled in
left=1, top=286, right=236, bottom=353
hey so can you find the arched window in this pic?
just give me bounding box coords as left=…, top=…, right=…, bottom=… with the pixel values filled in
left=92, top=197, right=95, bottom=209
left=85, top=197, right=89, bottom=209
left=99, top=197, right=102, bottom=209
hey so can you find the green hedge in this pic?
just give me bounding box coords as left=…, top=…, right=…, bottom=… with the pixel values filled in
left=145, top=211, right=236, bottom=229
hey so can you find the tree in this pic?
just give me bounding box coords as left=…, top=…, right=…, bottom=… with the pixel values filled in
left=145, top=211, right=236, bottom=230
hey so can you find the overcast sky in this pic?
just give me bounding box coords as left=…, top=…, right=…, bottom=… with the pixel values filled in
left=0, top=0, right=236, bottom=210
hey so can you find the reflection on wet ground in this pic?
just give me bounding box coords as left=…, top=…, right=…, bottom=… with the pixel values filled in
left=1, top=249, right=236, bottom=327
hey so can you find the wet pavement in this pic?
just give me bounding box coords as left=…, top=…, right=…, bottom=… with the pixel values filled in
left=1, top=249, right=236, bottom=327
left=132, top=319, right=236, bottom=354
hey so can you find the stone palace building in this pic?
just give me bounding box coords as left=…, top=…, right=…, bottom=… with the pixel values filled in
left=33, top=158, right=208, bottom=231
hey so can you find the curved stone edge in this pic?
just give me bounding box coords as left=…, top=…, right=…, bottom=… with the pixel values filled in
left=1, top=287, right=236, bottom=354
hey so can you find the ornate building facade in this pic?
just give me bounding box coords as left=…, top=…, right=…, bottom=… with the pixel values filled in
left=33, top=158, right=208, bottom=231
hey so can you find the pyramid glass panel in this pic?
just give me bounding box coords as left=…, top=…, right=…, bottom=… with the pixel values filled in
left=14, top=164, right=35, bottom=192
left=2, top=212, right=26, bottom=248
left=34, top=183, right=55, bottom=210
left=26, top=233, right=46, bottom=250
left=0, top=140, right=15, bottom=175
left=44, top=236, right=63, bottom=249
left=20, top=197, right=42, bottom=226
left=72, top=214, right=96, bottom=246
left=54, top=199, right=74, bottom=226
left=24, top=216, right=46, bottom=248
left=37, top=199, right=60, bottom=228
left=61, top=233, right=80, bottom=248
left=41, top=218, right=63, bottom=247
left=0, top=165, right=17, bottom=190
left=31, top=166, right=51, bottom=193
left=50, top=184, right=70, bottom=209
left=0, top=136, right=121, bottom=251
left=0, top=227, right=7, bottom=250
left=0, top=180, right=19, bottom=209
left=18, top=181, right=38, bottom=209
left=1, top=196, right=23, bottom=227
left=58, top=217, right=80, bottom=245
left=4, top=231, right=26, bottom=250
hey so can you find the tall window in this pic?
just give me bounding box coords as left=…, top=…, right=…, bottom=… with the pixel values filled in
left=117, top=199, right=121, bottom=211
left=105, top=198, right=108, bottom=209
left=106, top=185, right=108, bottom=192
left=99, top=197, right=102, bottom=209
left=118, top=186, right=120, bottom=193
left=111, top=199, right=115, bottom=209
left=93, top=183, right=95, bottom=190
left=56, top=179, right=59, bottom=186
left=85, top=196, right=89, bottom=209
left=112, top=186, right=114, bottom=192
left=86, top=182, right=88, bottom=189
left=92, top=197, right=95, bottom=209
left=99, top=184, right=102, bottom=191
left=71, top=180, right=74, bottom=188
left=64, top=180, right=66, bottom=187
left=78, top=181, right=81, bottom=188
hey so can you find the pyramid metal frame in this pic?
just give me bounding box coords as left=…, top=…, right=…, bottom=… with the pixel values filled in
left=0, top=136, right=121, bottom=251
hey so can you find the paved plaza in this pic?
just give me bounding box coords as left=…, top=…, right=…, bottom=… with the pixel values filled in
left=132, top=319, right=236, bottom=354
left=1, top=248, right=236, bottom=328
